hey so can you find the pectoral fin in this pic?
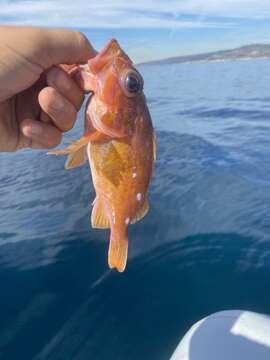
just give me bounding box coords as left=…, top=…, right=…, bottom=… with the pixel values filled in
left=65, top=146, right=87, bottom=169
left=48, top=135, right=91, bottom=156
left=48, top=132, right=107, bottom=157
left=48, top=133, right=108, bottom=169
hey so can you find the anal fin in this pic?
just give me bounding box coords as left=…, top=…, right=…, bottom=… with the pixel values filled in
left=91, top=198, right=110, bottom=229
left=131, top=199, right=149, bottom=224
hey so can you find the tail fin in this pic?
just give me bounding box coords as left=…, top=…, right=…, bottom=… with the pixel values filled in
left=108, top=238, right=128, bottom=273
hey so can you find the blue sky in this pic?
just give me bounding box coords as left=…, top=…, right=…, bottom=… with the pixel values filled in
left=1, top=0, right=270, bottom=63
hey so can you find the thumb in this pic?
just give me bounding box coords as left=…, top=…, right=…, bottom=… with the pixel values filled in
left=0, top=26, right=96, bottom=101
left=33, top=28, right=97, bottom=68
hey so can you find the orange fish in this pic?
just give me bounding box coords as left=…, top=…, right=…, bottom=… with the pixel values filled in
left=49, top=39, right=156, bottom=272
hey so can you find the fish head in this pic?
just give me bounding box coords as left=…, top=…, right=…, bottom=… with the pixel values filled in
left=82, top=39, right=145, bottom=138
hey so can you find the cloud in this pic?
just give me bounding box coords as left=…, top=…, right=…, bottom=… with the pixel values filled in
left=0, top=0, right=268, bottom=29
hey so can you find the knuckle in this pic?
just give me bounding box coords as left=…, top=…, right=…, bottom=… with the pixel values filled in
left=74, top=30, right=88, bottom=48
left=39, top=87, right=77, bottom=132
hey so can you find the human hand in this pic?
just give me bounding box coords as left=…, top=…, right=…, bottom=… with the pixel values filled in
left=0, top=26, right=95, bottom=152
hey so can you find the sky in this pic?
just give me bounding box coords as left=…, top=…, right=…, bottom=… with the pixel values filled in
left=1, top=0, right=270, bottom=63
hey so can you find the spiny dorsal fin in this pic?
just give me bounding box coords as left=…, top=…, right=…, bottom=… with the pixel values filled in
left=65, top=146, right=87, bottom=169
left=91, top=198, right=110, bottom=229
left=131, top=199, right=149, bottom=224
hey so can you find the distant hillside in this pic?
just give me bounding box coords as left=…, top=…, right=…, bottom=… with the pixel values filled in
left=139, top=44, right=270, bottom=66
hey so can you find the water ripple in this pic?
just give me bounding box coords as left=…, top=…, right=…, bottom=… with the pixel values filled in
left=1, top=60, right=270, bottom=359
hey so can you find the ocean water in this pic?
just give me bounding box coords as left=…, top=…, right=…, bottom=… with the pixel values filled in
left=1, top=59, right=270, bottom=359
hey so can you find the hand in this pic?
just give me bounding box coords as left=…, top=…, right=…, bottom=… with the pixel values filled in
left=0, top=26, right=95, bottom=152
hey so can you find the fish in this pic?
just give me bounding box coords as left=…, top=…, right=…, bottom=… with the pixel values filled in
left=49, top=39, right=156, bottom=272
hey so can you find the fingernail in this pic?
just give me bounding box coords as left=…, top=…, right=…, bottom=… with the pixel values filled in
left=29, top=123, right=43, bottom=135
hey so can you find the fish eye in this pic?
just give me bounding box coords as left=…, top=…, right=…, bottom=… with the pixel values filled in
left=126, top=72, right=143, bottom=93
left=121, top=70, right=144, bottom=97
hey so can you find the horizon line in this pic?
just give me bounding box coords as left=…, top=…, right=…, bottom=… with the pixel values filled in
left=136, top=42, right=270, bottom=65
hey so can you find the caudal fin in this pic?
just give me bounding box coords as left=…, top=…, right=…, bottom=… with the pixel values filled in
left=108, top=239, right=128, bottom=273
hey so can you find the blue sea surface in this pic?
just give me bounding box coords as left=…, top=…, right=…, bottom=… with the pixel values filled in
left=1, top=59, right=270, bottom=359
